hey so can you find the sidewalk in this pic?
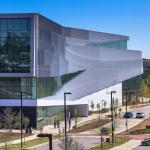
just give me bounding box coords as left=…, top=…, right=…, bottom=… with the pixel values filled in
left=0, top=134, right=37, bottom=147
left=79, top=118, right=143, bottom=135
left=40, top=112, right=110, bottom=135
left=0, top=105, right=145, bottom=147
left=110, top=139, right=141, bottom=150
left=0, top=112, right=110, bottom=147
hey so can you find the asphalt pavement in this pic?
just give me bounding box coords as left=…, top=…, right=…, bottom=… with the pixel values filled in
left=133, top=146, right=150, bottom=150
left=129, top=105, right=150, bottom=118
left=29, top=106, right=150, bottom=150
left=29, top=136, right=100, bottom=150
left=121, top=105, right=150, bottom=118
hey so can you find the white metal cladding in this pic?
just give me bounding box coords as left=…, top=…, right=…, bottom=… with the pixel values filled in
left=35, top=14, right=142, bottom=101
left=0, top=13, right=142, bottom=103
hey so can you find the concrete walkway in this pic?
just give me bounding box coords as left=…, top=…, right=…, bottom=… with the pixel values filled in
left=0, top=134, right=37, bottom=147
left=110, top=139, right=142, bottom=150
left=0, top=105, right=145, bottom=147
left=79, top=118, right=143, bottom=135
left=0, top=113, right=105, bottom=147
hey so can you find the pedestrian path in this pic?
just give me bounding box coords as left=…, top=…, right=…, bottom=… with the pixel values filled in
left=0, top=134, right=37, bottom=147
left=0, top=105, right=145, bottom=147
left=79, top=118, right=143, bottom=135
left=110, top=139, right=141, bottom=150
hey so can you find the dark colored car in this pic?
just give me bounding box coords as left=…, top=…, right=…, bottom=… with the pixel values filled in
left=136, top=112, right=145, bottom=118
left=141, top=139, right=150, bottom=146
left=123, top=112, right=133, bottom=118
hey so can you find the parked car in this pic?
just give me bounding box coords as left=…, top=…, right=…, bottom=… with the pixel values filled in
left=136, top=112, right=145, bottom=118
left=123, top=112, right=133, bottom=118
left=141, top=139, right=150, bottom=146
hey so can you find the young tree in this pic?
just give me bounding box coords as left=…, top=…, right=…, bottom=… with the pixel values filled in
left=96, top=103, right=101, bottom=126
left=114, top=98, right=119, bottom=114
left=24, top=117, right=30, bottom=130
left=103, top=101, right=107, bottom=109
left=96, top=103, right=100, bottom=109
left=141, top=79, right=150, bottom=98
left=118, top=107, right=122, bottom=117
left=90, top=101, right=95, bottom=111
left=23, top=116, right=30, bottom=144
left=38, top=122, right=44, bottom=134
left=1, top=107, right=16, bottom=134
left=0, top=107, right=16, bottom=150
left=14, top=110, right=25, bottom=129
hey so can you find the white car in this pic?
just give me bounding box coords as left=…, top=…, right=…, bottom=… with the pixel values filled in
left=136, top=112, right=145, bottom=118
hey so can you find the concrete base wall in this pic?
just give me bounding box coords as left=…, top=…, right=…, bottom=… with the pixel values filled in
left=75, top=83, right=122, bottom=111
left=69, top=104, right=89, bottom=117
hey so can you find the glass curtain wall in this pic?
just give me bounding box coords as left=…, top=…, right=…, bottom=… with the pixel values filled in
left=0, top=78, right=36, bottom=99
left=100, top=40, right=127, bottom=49
left=37, top=71, right=83, bottom=98
left=0, top=18, right=31, bottom=72
left=37, top=106, right=67, bottom=127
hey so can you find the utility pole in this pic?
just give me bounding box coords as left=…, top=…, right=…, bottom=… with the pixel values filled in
left=20, top=91, right=23, bottom=147
left=75, top=108, right=77, bottom=127
left=100, top=103, right=103, bottom=148
left=37, top=134, right=52, bottom=150
left=97, top=102, right=103, bottom=148
left=64, top=92, right=71, bottom=150
left=97, top=103, right=100, bottom=127
left=125, top=89, right=128, bottom=133
left=111, top=91, right=116, bottom=144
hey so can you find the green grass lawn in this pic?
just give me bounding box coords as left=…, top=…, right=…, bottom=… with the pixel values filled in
left=0, top=135, right=20, bottom=143
left=130, top=128, right=150, bottom=134
left=71, top=119, right=110, bottom=133
left=91, top=136, right=129, bottom=150
left=0, top=137, right=48, bottom=150
left=0, top=133, right=31, bottom=143
left=0, top=135, right=58, bottom=150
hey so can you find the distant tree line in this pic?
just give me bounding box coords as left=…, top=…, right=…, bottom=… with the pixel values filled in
left=123, top=59, right=150, bottom=104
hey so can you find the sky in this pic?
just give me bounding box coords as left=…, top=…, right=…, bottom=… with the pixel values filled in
left=0, top=0, right=149, bottom=58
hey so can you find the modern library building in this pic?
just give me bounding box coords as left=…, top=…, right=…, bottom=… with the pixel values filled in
left=0, top=13, right=142, bottom=127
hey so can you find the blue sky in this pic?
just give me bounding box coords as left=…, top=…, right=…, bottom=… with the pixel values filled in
left=0, top=0, right=149, bottom=58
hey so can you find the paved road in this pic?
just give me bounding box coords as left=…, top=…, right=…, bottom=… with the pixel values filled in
left=110, top=139, right=141, bottom=150
left=29, top=106, right=150, bottom=150
left=130, top=106, right=150, bottom=118
left=29, top=136, right=100, bottom=150
left=133, top=146, right=150, bottom=150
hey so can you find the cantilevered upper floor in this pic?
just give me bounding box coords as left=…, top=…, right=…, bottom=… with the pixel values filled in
left=0, top=13, right=142, bottom=101
left=0, top=13, right=130, bottom=77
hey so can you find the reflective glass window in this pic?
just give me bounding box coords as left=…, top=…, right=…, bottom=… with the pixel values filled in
left=0, top=19, right=7, bottom=30
left=0, top=18, right=31, bottom=73
left=13, top=19, right=20, bottom=30
left=7, top=19, right=14, bottom=31
left=1, top=31, right=7, bottom=37
left=0, top=78, right=36, bottom=99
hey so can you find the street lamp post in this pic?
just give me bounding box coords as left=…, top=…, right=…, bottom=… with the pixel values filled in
left=99, top=103, right=103, bottom=148
left=110, top=90, right=116, bottom=145
left=97, top=103, right=100, bottom=127
left=102, top=100, right=105, bottom=112
left=124, top=89, right=128, bottom=133
left=97, top=103, right=103, bottom=148
left=64, top=92, right=72, bottom=150
left=37, top=134, right=52, bottom=150
left=75, top=108, right=77, bottom=127
left=102, top=100, right=104, bottom=108
left=20, top=90, right=23, bottom=147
